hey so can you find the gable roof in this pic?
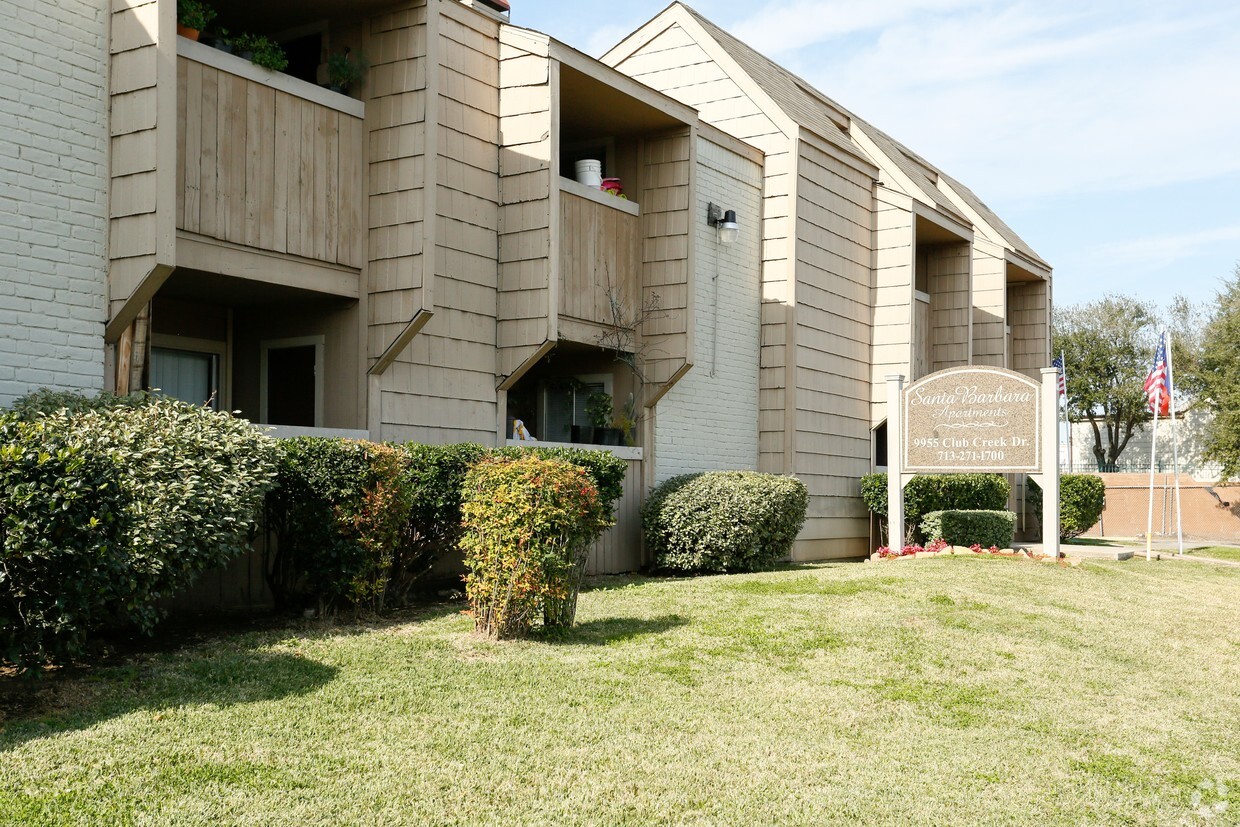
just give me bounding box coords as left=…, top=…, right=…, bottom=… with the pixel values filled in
left=672, top=3, right=1047, bottom=268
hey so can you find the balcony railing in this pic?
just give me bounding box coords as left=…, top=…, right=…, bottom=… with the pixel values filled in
left=557, top=177, right=639, bottom=330
left=176, top=38, right=365, bottom=270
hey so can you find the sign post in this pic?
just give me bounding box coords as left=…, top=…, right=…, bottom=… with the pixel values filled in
left=1038, top=367, right=1061, bottom=558
left=886, top=374, right=906, bottom=549
left=891, top=365, right=1060, bottom=553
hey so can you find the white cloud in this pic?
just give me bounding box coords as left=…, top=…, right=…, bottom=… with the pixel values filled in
left=1087, top=225, right=1240, bottom=271
left=732, top=0, right=992, bottom=55
left=720, top=1, right=1240, bottom=201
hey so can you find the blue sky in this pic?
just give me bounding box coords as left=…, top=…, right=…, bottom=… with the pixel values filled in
left=512, top=0, right=1240, bottom=309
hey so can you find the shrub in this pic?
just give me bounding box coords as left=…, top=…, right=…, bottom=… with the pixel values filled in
left=177, top=0, right=216, bottom=31
left=1028, top=475, right=1106, bottom=540
left=460, top=456, right=609, bottom=638
left=390, top=442, right=489, bottom=604
left=235, top=33, right=288, bottom=72
left=643, top=472, right=808, bottom=573
left=266, top=439, right=413, bottom=613
left=9, top=388, right=147, bottom=420
left=1, top=395, right=277, bottom=671
left=495, top=444, right=627, bottom=517
left=920, top=510, right=1016, bottom=549
left=861, top=472, right=1010, bottom=541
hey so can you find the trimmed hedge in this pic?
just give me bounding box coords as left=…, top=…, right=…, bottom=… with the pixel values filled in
left=1028, top=475, right=1106, bottom=540
left=643, top=471, right=808, bottom=573
left=861, top=472, right=1010, bottom=541
left=267, top=440, right=628, bottom=613
left=920, top=509, right=1016, bottom=549
left=266, top=438, right=414, bottom=613
left=495, top=445, right=627, bottom=514
left=461, top=455, right=610, bottom=638
left=1, top=394, right=277, bottom=671
left=393, top=442, right=490, bottom=603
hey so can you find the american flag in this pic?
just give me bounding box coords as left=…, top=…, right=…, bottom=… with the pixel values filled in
left=1143, top=334, right=1171, bottom=416
left=1051, top=354, right=1067, bottom=399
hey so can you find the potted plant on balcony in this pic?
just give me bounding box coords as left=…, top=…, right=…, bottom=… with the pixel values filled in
left=208, top=27, right=234, bottom=54
left=177, top=0, right=216, bottom=41
left=587, top=391, right=623, bottom=446
left=236, top=33, right=288, bottom=73
left=326, top=48, right=368, bottom=94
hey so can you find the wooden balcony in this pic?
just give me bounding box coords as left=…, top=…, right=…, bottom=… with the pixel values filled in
left=174, top=39, right=365, bottom=293
left=556, top=177, right=640, bottom=334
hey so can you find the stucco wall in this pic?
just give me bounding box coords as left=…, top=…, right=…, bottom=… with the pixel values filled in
left=0, top=0, right=108, bottom=406
left=654, top=134, right=762, bottom=482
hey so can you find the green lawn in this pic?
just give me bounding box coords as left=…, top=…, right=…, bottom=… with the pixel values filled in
left=2, top=556, right=1238, bottom=826
left=1185, top=545, right=1240, bottom=563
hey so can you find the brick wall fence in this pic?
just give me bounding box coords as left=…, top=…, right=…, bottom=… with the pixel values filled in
left=1078, top=473, right=1240, bottom=541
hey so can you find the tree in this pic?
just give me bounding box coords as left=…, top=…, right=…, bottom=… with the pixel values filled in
left=1053, top=295, right=1202, bottom=472
left=1198, top=265, right=1240, bottom=479
left=1054, top=296, right=1157, bottom=471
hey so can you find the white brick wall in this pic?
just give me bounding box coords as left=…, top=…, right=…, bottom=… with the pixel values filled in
left=0, top=0, right=108, bottom=407
left=654, top=137, right=763, bottom=482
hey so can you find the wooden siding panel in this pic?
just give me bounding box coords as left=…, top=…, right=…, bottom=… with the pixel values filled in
left=366, top=7, right=430, bottom=369
left=558, top=192, right=639, bottom=329
left=971, top=242, right=1007, bottom=367
left=927, top=242, right=971, bottom=371
left=1007, top=278, right=1049, bottom=379
left=108, top=0, right=171, bottom=325
left=584, top=456, right=643, bottom=574
left=176, top=57, right=364, bottom=268
left=497, top=28, right=553, bottom=380
left=793, top=139, right=874, bottom=547
left=638, top=129, right=693, bottom=395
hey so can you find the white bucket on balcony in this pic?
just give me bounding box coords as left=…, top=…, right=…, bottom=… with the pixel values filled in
left=574, top=159, right=603, bottom=188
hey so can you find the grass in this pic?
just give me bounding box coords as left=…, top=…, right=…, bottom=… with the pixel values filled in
left=1185, top=545, right=1240, bottom=563
left=2, top=557, right=1239, bottom=825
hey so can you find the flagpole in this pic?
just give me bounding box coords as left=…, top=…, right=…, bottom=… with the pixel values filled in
left=1146, top=395, right=1159, bottom=562
left=1061, top=350, right=1071, bottom=471
left=1166, top=330, right=1184, bottom=556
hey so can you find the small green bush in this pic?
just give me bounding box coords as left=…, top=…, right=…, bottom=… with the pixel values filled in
left=920, top=510, right=1016, bottom=549
left=1, top=394, right=277, bottom=671
left=643, top=471, right=808, bottom=573
left=177, top=0, right=216, bottom=31
left=1028, top=475, right=1106, bottom=540
left=235, top=33, right=288, bottom=72
left=461, top=456, right=610, bottom=638
left=495, top=444, right=627, bottom=515
left=266, top=439, right=413, bottom=613
left=390, top=442, right=489, bottom=603
left=861, top=472, right=1010, bottom=541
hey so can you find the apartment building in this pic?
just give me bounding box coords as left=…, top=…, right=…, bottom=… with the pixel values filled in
left=1, top=0, right=1050, bottom=565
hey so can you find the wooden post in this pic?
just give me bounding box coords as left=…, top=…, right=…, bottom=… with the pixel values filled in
left=886, top=373, right=905, bottom=550
left=1040, top=367, right=1061, bottom=558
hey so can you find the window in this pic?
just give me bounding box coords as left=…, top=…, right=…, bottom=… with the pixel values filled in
left=150, top=346, right=221, bottom=410
left=541, top=373, right=612, bottom=443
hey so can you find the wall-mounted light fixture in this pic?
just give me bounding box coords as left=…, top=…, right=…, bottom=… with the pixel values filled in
left=707, top=202, right=740, bottom=245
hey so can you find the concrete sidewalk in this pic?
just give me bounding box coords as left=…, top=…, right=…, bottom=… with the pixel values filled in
left=1022, top=539, right=1240, bottom=566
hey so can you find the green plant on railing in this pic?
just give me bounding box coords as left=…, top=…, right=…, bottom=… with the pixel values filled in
left=177, top=0, right=216, bottom=32
left=235, top=33, right=288, bottom=72
left=210, top=27, right=234, bottom=53
left=326, top=48, right=368, bottom=93
left=585, top=390, right=613, bottom=430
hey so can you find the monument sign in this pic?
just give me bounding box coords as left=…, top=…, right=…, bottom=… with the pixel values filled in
left=903, top=367, right=1040, bottom=473
left=885, top=365, right=1060, bottom=557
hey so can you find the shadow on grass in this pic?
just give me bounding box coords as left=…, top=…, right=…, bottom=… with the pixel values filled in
left=0, top=648, right=337, bottom=751
left=536, top=614, right=688, bottom=646
left=1065, top=538, right=1129, bottom=548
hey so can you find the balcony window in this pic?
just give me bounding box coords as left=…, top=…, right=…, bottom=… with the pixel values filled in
left=151, top=346, right=221, bottom=410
